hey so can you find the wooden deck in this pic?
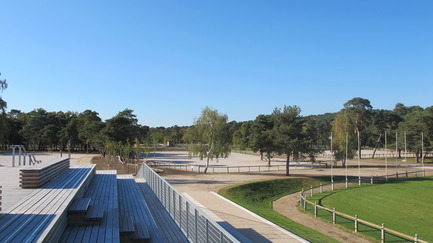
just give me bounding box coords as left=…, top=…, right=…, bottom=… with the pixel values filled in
left=117, top=174, right=164, bottom=243
left=20, top=158, right=70, bottom=188
left=0, top=164, right=96, bottom=243
left=60, top=170, right=120, bottom=243
left=135, top=178, right=189, bottom=243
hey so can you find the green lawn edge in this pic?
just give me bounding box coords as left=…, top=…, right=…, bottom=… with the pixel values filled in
left=306, top=176, right=433, bottom=242
left=217, top=177, right=339, bottom=243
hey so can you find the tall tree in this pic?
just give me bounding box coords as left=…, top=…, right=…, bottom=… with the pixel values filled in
left=0, top=73, right=8, bottom=145
left=273, top=105, right=309, bottom=175
left=77, top=110, right=104, bottom=153
left=250, top=114, right=278, bottom=166
left=332, top=110, right=357, bottom=165
left=344, top=97, right=373, bottom=158
left=189, top=107, right=231, bottom=173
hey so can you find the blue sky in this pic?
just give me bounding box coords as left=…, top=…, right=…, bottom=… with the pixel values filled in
left=1, top=1, right=432, bottom=127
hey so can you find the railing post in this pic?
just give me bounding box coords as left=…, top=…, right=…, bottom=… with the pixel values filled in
left=381, top=223, right=385, bottom=243
left=331, top=180, right=334, bottom=191
left=345, top=178, right=348, bottom=188
left=414, top=234, right=418, bottom=243
left=371, top=176, right=374, bottom=184
left=354, top=215, right=358, bottom=232
left=186, top=202, right=189, bottom=238
left=195, top=209, right=198, bottom=243
left=310, top=185, right=313, bottom=196
left=314, top=202, right=318, bottom=217
left=332, top=208, right=336, bottom=224
left=179, top=195, right=182, bottom=229
left=320, top=183, right=323, bottom=193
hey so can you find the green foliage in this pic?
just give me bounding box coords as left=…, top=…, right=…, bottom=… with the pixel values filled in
left=250, top=114, right=277, bottom=164
left=189, top=107, right=231, bottom=172
left=218, top=178, right=338, bottom=243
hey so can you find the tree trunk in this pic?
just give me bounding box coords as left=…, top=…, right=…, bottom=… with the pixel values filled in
left=204, top=156, right=210, bottom=173
left=286, top=155, right=290, bottom=176
left=267, top=152, right=271, bottom=167
left=371, top=134, right=382, bottom=158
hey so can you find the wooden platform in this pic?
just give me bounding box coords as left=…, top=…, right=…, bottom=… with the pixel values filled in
left=20, top=158, right=70, bottom=188
left=60, top=170, right=120, bottom=243
left=117, top=174, right=164, bottom=243
left=135, top=178, right=189, bottom=243
left=0, top=164, right=96, bottom=243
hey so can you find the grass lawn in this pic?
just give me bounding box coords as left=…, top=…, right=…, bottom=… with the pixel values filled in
left=218, top=177, right=340, bottom=243
left=308, top=177, right=433, bottom=242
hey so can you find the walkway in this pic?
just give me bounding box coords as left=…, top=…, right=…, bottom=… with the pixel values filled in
left=162, top=170, right=307, bottom=243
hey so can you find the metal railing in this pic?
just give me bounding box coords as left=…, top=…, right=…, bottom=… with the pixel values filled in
left=140, top=162, right=241, bottom=243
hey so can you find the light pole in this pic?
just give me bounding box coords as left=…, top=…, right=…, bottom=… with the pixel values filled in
left=385, top=131, right=388, bottom=181
left=330, top=133, right=334, bottom=190
left=422, top=132, right=425, bottom=176
left=358, top=131, right=361, bottom=186
left=345, top=132, right=348, bottom=188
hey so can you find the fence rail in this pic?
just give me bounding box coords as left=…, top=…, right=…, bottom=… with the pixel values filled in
left=146, top=161, right=325, bottom=174
left=140, top=162, right=241, bottom=243
left=300, top=169, right=432, bottom=243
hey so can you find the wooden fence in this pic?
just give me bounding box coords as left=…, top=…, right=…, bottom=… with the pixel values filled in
left=300, top=170, right=432, bottom=243
left=146, top=161, right=325, bottom=173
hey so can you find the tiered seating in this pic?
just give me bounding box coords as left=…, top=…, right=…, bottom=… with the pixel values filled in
left=0, top=164, right=96, bottom=243
left=60, top=170, right=120, bottom=243
left=20, top=158, right=70, bottom=188
left=135, top=178, right=189, bottom=243
left=117, top=174, right=163, bottom=243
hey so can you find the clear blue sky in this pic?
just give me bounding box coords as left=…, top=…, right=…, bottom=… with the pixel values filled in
left=1, top=1, right=432, bottom=127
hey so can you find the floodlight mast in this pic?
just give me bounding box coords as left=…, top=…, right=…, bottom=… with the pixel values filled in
left=422, top=132, right=425, bottom=176
left=358, top=131, right=361, bottom=186
left=330, top=133, right=334, bottom=190
left=385, top=131, right=388, bottom=181
left=345, top=132, right=348, bottom=188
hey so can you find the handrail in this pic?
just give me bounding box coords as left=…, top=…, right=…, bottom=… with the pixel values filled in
left=140, top=162, right=242, bottom=243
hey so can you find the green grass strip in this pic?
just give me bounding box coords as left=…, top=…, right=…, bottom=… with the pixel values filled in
left=218, top=177, right=339, bottom=243
left=307, top=177, right=433, bottom=242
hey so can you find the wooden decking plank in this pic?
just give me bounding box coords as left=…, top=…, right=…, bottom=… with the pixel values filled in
left=0, top=164, right=96, bottom=243
left=60, top=170, right=120, bottom=243
left=135, top=178, right=189, bottom=243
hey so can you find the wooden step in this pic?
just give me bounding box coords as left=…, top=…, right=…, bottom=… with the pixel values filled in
left=133, top=222, right=151, bottom=242
left=85, top=205, right=104, bottom=222
left=120, top=215, right=135, bottom=242
left=68, top=197, right=91, bottom=214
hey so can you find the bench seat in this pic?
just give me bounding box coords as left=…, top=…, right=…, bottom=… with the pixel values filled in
left=0, top=164, right=96, bottom=243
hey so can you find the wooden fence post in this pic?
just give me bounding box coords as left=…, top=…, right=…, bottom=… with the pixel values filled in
left=332, top=208, right=336, bottom=224
left=414, top=234, right=418, bottom=243
left=371, top=176, right=374, bottom=184
left=320, top=183, right=323, bottom=193
left=310, top=185, right=313, bottom=196
left=314, top=202, right=317, bottom=217
left=354, top=215, right=358, bottom=232
left=381, top=223, right=385, bottom=243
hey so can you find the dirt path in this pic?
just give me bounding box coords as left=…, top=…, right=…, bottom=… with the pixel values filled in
left=273, top=194, right=372, bottom=243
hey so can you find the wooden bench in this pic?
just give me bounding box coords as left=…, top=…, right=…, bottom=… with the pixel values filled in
left=135, top=178, right=189, bottom=243
left=59, top=170, right=120, bottom=243
left=20, top=158, right=70, bottom=188
left=117, top=174, right=160, bottom=243
left=0, top=164, right=96, bottom=243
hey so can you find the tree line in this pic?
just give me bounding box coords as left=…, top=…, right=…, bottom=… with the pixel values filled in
left=0, top=74, right=431, bottom=172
